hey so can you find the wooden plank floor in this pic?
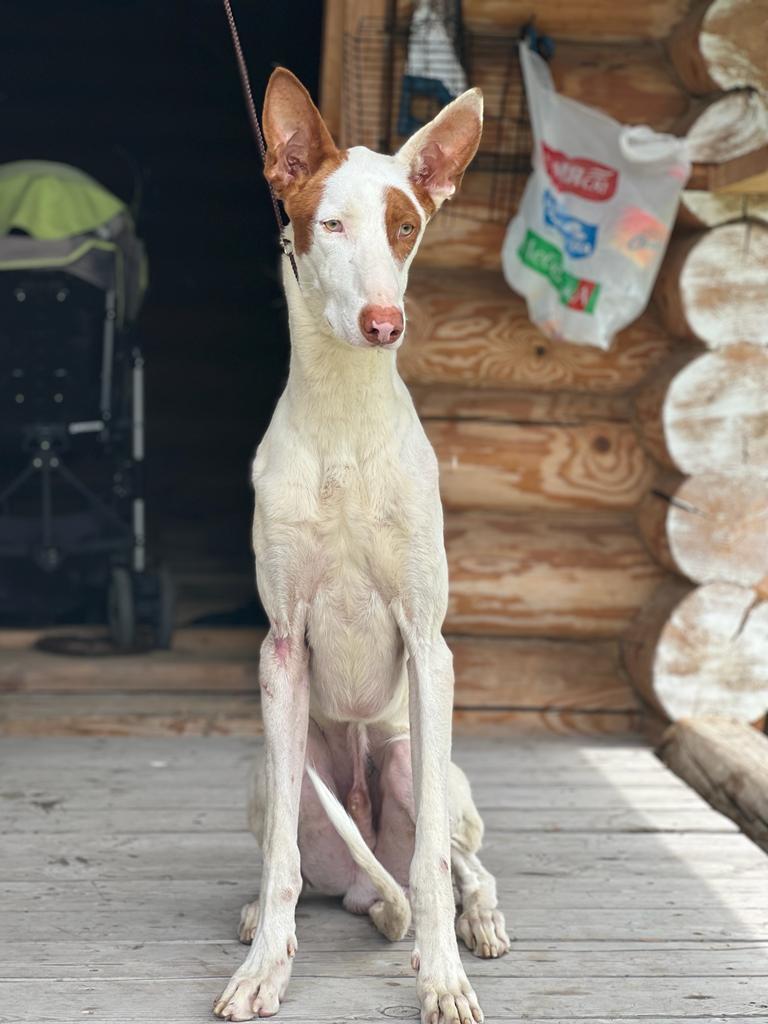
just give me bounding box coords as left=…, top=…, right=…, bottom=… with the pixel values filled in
left=2, top=735, right=768, bottom=1023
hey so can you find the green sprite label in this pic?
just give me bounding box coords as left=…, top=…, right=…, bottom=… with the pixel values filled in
left=518, top=230, right=601, bottom=313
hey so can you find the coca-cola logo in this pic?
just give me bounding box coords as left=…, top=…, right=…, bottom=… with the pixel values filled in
left=542, top=143, right=618, bottom=201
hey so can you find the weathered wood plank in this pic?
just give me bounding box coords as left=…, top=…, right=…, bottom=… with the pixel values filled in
left=2, top=803, right=732, bottom=836
left=445, top=512, right=665, bottom=638
left=0, top=640, right=262, bottom=694
left=426, top=420, right=654, bottom=512
left=401, top=268, right=673, bottom=393
left=0, top=974, right=765, bottom=1022
left=2, top=831, right=764, bottom=883
left=2, top=937, right=766, bottom=980
left=659, top=717, right=768, bottom=851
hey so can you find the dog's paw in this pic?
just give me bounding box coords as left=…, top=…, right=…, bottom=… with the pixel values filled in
left=456, top=907, right=510, bottom=959
left=369, top=895, right=411, bottom=941
left=416, top=962, right=483, bottom=1024
left=238, top=900, right=260, bottom=944
left=213, top=939, right=295, bottom=1020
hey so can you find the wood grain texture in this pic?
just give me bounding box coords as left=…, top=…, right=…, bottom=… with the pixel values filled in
left=318, top=0, right=345, bottom=141
left=667, top=472, right=768, bottom=587
left=659, top=716, right=768, bottom=851
left=654, top=223, right=768, bottom=348
left=635, top=470, right=685, bottom=574
left=445, top=511, right=666, bottom=638
left=0, top=632, right=264, bottom=694
left=677, top=191, right=768, bottom=229
left=415, top=213, right=506, bottom=271
left=5, top=731, right=768, bottom=1024
left=450, top=635, right=634, bottom=710
left=667, top=0, right=768, bottom=98
left=396, top=0, right=692, bottom=40
left=700, top=0, right=768, bottom=95
left=410, top=386, right=633, bottom=424
left=681, top=91, right=768, bottom=163
left=427, top=419, right=655, bottom=511
left=402, top=268, right=674, bottom=393
left=623, top=580, right=768, bottom=721
left=632, top=348, right=702, bottom=469
left=551, top=44, right=690, bottom=131
left=663, top=344, right=768, bottom=475
left=0, top=630, right=636, bottom=738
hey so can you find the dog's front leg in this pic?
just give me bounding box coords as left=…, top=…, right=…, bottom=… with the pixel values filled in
left=399, top=622, right=483, bottom=1024
left=214, top=620, right=309, bottom=1021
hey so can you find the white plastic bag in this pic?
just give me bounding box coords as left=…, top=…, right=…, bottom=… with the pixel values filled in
left=502, top=43, right=691, bottom=349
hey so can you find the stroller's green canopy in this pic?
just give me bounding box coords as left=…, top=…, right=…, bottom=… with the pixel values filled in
left=0, top=161, right=147, bottom=324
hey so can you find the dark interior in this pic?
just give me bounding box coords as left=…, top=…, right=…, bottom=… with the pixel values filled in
left=0, top=0, right=324, bottom=626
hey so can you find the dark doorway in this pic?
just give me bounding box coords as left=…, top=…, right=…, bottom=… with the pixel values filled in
left=0, top=0, right=324, bottom=626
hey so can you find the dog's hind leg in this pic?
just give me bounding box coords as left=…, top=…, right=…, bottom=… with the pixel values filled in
left=449, top=762, right=511, bottom=960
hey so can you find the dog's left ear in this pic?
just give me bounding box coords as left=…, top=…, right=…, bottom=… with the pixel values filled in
left=396, top=88, right=483, bottom=213
left=262, top=67, right=338, bottom=199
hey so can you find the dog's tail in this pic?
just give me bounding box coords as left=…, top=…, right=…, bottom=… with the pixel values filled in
left=305, top=765, right=411, bottom=941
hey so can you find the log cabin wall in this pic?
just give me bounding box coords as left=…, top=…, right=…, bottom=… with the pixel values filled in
left=320, top=0, right=768, bottom=734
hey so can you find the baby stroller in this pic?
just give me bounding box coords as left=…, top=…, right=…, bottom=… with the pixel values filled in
left=0, top=161, right=174, bottom=649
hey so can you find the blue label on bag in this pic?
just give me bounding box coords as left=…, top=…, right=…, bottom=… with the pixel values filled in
left=542, top=190, right=598, bottom=259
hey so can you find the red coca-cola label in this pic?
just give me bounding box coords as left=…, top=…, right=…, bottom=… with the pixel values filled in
left=542, top=143, right=618, bottom=201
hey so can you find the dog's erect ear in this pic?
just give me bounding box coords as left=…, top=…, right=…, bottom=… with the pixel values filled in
left=395, top=88, right=483, bottom=214
left=262, top=67, right=338, bottom=198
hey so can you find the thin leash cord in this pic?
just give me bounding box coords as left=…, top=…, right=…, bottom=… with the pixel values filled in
left=222, top=0, right=300, bottom=283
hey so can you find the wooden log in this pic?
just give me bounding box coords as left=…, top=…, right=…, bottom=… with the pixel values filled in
left=427, top=419, right=655, bottom=511
left=410, top=385, right=633, bottom=424
left=319, top=0, right=345, bottom=141
left=622, top=579, right=768, bottom=721
left=659, top=717, right=768, bottom=851
left=445, top=511, right=665, bottom=639
left=663, top=344, right=768, bottom=475
left=635, top=470, right=685, bottom=573
left=677, top=191, right=768, bottom=230
left=551, top=44, right=690, bottom=132
left=668, top=0, right=768, bottom=96
left=632, top=349, right=701, bottom=469
left=710, top=144, right=768, bottom=194
left=654, top=223, right=768, bottom=348
left=667, top=472, right=768, bottom=587
left=680, top=91, right=768, bottom=164
left=402, top=268, right=674, bottom=393
left=415, top=214, right=506, bottom=272
left=396, top=0, right=691, bottom=41
left=450, top=635, right=635, bottom=711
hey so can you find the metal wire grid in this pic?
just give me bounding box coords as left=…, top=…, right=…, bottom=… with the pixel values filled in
left=342, top=18, right=532, bottom=223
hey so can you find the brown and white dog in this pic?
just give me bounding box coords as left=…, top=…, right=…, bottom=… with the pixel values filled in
left=213, top=68, right=509, bottom=1024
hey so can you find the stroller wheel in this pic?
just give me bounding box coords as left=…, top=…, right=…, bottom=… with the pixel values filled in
left=108, top=567, right=136, bottom=650
left=154, top=565, right=176, bottom=650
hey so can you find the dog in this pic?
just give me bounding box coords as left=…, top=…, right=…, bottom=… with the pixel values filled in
left=213, top=67, right=509, bottom=1024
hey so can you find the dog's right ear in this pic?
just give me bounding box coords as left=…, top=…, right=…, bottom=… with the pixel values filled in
left=262, top=67, right=338, bottom=199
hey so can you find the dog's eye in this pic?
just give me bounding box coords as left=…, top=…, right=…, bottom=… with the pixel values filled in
left=322, top=219, right=343, bottom=233
left=399, top=223, right=415, bottom=237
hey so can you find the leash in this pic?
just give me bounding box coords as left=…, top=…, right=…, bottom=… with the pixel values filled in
left=222, top=0, right=300, bottom=284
